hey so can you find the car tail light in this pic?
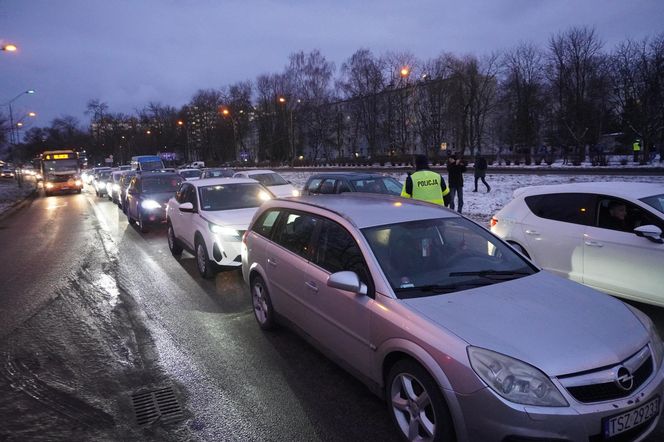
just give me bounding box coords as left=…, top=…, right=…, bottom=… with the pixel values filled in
left=490, top=217, right=498, bottom=227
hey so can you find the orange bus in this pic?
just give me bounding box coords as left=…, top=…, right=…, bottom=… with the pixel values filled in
left=41, top=150, right=83, bottom=196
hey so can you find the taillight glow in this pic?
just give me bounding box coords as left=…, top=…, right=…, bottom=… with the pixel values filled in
left=490, top=217, right=498, bottom=227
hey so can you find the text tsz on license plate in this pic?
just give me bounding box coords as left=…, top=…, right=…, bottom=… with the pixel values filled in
left=603, top=396, right=659, bottom=438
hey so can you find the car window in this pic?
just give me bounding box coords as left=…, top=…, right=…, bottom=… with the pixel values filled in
left=596, top=197, right=664, bottom=233
left=524, top=193, right=594, bottom=225
left=363, top=217, right=535, bottom=298
left=198, top=183, right=268, bottom=211
left=336, top=180, right=351, bottom=193
left=250, top=173, right=288, bottom=186
left=641, top=194, right=664, bottom=216
left=176, top=183, right=190, bottom=204
left=307, top=178, right=323, bottom=193
left=351, top=177, right=399, bottom=195
left=185, top=185, right=198, bottom=209
left=314, top=220, right=371, bottom=287
left=142, top=176, right=182, bottom=193
left=319, top=179, right=336, bottom=194
left=273, top=211, right=320, bottom=259
left=253, top=209, right=281, bottom=238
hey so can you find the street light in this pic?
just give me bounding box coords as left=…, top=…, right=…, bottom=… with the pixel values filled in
left=2, top=44, right=18, bottom=52
left=3, top=89, right=36, bottom=145
left=220, top=107, right=238, bottom=159
left=400, top=67, right=410, bottom=78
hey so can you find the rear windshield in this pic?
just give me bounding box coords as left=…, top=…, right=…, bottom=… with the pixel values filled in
left=250, top=173, right=288, bottom=186
left=180, top=170, right=202, bottom=178
left=205, top=169, right=234, bottom=178
left=142, top=176, right=182, bottom=193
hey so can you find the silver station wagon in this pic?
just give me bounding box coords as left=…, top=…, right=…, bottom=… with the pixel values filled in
left=241, top=194, right=664, bottom=442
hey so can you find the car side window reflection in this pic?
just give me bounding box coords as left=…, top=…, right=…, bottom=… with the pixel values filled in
left=525, top=193, right=594, bottom=225
left=253, top=209, right=281, bottom=238
left=273, top=211, right=319, bottom=258
left=315, top=220, right=371, bottom=286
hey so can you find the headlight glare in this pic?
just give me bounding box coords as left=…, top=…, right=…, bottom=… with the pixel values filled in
left=291, top=189, right=301, bottom=197
left=259, top=191, right=272, bottom=201
left=209, top=223, right=239, bottom=237
left=141, top=199, right=161, bottom=209
left=468, top=347, right=568, bottom=407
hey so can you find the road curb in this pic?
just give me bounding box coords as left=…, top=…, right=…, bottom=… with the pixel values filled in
left=0, top=185, right=39, bottom=222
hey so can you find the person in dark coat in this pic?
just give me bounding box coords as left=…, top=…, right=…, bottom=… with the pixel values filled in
left=473, top=154, right=490, bottom=192
left=446, top=154, right=467, bottom=213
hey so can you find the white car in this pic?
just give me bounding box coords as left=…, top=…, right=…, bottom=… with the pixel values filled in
left=178, top=168, right=202, bottom=181
left=232, top=169, right=300, bottom=197
left=491, top=182, right=664, bottom=306
left=166, top=177, right=272, bottom=278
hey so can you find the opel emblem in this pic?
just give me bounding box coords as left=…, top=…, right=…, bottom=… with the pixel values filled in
left=615, top=366, right=634, bottom=391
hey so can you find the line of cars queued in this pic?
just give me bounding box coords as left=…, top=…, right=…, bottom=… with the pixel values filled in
left=84, top=165, right=664, bottom=442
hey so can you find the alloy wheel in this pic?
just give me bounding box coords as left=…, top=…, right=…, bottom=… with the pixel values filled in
left=390, top=373, right=436, bottom=441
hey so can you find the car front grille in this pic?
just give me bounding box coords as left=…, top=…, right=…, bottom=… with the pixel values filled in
left=560, top=346, right=654, bottom=404
left=50, top=175, right=73, bottom=183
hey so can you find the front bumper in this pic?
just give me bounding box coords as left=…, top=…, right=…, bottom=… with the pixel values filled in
left=209, top=235, right=243, bottom=267
left=453, top=360, right=664, bottom=441
left=45, top=182, right=83, bottom=192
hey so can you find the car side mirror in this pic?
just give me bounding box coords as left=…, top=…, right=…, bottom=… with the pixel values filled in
left=327, top=271, right=368, bottom=296
left=634, top=225, right=664, bottom=244
left=179, top=202, right=195, bottom=213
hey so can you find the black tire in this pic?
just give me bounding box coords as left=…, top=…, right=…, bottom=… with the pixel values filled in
left=167, top=222, right=183, bottom=257
left=76, top=188, right=82, bottom=194
left=138, top=211, right=149, bottom=233
left=195, top=237, right=215, bottom=279
left=44, top=191, right=51, bottom=197
left=386, top=359, right=455, bottom=442
left=250, top=274, right=276, bottom=330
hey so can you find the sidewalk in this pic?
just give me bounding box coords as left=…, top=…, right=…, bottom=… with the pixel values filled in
left=0, top=179, right=38, bottom=219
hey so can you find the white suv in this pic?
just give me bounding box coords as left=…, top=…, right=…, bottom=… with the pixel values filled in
left=166, top=177, right=272, bottom=278
left=491, top=182, right=664, bottom=306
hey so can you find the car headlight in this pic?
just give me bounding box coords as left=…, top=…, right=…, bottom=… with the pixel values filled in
left=468, top=346, right=568, bottom=407
left=209, top=223, right=239, bottom=238
left=45, top=182, right=54, bottom=189
left=291, top=189, right=301, bottom=197
left=112, top=184, right=120, bottom=191
left=75, top=180, right=82, bottom=186
left=259, top=190, right=272, bottom=201
left=141, top=199, right=162, bottom=209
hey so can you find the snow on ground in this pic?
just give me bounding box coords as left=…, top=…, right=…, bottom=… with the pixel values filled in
left=0, top=179, right=36, bottom=215
left=281, top=171, right=664, bottom=225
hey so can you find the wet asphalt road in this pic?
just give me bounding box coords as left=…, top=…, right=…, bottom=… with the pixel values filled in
left=1, top=185, right=664, bottom=441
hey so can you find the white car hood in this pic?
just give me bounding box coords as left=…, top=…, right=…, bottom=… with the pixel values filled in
left=402, top=271, right=649, bottom=376
left=202, top=207, right=259, bottom=230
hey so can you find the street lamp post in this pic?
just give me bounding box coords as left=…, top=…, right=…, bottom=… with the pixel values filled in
left=278, top=97, right=296, bottom=165
left=4, top=89, right=35, bottom=145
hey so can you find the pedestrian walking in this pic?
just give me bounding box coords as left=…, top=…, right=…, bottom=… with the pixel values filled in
left=446, top=154, right=466, bottom=213
left=472, top=154, right=490, bottom=193
left=401, top=154, right=450, bottom=206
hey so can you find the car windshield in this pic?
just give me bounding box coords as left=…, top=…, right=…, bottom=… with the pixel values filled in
left=140, top=160, right=164, bottom=171
left=142, top=176, right=182, bottom=193
left=362, top=217, right=536, bottom=299
left=641, top=194, right=664, bottom=215
left=198, top=183, right=269, bottom=211
left=97, top=172, right=111, bottom=180
left=250, top=173, right=288, bottom=186
left=205, top=169, right=234, bottom=178
left=180, top=170, right=202, bottom=178
left=351, top=177, right=402, bottom=195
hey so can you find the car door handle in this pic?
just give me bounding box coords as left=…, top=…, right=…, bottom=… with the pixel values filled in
left=525, top=229, right=540, bottom=236
left=267, top=258, right=278, bottom=267
left=585, top=240, right=604, bottom=247
left=305, top=281, right=318, bottom=293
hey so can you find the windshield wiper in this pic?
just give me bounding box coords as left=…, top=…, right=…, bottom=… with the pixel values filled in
left=448, top=269, right=532, bottom=280
left=395, top=280, right=494, bottom=294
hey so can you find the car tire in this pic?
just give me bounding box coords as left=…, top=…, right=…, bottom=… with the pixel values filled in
left=508, top=241, right=530, bottom=259
left=195, top=237, right=215, bottom=279
left=386, top=359, right=455, bottom=442
left=138, top=211, right=149, bottom=233
left=77, top=189, right=82, bottom=194
left=167, top=222, right=183, bottom=257
left=251, top=274, right=276, bottom=330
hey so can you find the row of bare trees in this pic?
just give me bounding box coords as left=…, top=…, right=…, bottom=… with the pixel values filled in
left=3, top=27, right=663, bottom=166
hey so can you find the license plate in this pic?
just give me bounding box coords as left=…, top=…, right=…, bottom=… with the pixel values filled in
left=603, top=396, right=660, bottom=438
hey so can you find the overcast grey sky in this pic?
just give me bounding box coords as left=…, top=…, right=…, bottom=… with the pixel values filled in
left=2, top=0, right=662, bottom=127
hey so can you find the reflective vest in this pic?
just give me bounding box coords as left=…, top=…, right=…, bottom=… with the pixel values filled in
left=401, top=170, right=449, bottom=205
left=633, top=142, right=641, bottom=152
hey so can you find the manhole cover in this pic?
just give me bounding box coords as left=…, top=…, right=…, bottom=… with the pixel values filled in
left=131, top=386, right=184, bottom=426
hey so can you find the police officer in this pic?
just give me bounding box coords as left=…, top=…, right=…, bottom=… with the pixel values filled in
left=401, top=154, right=450, bottom=206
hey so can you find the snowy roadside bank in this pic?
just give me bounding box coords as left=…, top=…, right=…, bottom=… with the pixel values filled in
left=0, top=180, right=38, bottom=218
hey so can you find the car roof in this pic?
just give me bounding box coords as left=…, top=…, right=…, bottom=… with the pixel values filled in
left=307, top=172, right=394, bottom=180
left=189, top=177, right=260, bottom=188
left=265, top=193, right=458, bottom=229
left=515, top=182, right=664, bottom=200
left=239, top=169, right=278, bottom=175
left=137, top=172, right=181, bottom=179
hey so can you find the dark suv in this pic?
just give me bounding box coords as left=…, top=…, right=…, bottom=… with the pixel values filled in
left=125, top=172, right=182, bottom=232
left=302, top=172, right=403, bottom=196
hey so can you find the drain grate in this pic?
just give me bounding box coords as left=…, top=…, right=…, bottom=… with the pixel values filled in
left=131, top=386, right=184, bottom=426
